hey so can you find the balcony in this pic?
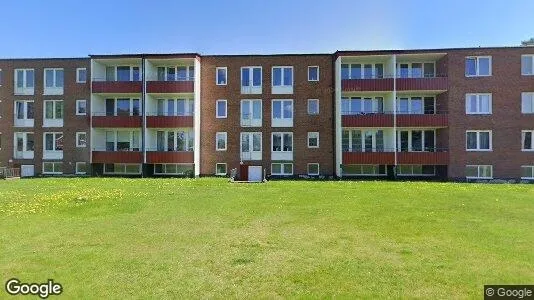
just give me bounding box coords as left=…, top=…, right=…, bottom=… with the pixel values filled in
left=342, top=150, right=395, bottom=165
left=397, top=113, right=448, bottom=127
left=92, top=80, right=142, bottom=94
left=146, top=150, right=194, bottom=164
left=398, top=150, right=449, bottom=165
left=396, top=76, right=448, bottom=91
left=146, top=114, right=193, bottom=128
left=92, top=113, right=142, bottom=128
left=92, top=150, right=142, bottom=163
left=342, top=112, right=393, bottom=127
left=341, top=78, right=394, bottom=92
left=146, top=81, right=194, bottom=93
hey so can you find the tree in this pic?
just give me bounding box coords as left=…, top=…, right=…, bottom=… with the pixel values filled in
left=521, top=38, right=534, bottom=46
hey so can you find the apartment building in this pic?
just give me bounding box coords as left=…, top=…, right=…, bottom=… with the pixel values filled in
left=0, top=46, right=533, bottom=181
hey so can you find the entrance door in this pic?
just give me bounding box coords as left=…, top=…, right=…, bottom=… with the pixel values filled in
left=248, top=166, right=262, bottom=182
left=21, top=165, right=34, bottom=177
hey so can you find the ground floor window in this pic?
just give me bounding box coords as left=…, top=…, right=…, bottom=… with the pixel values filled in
left=307, top=163, right=320, bottom=176
left=271, top=163, right=293, bottom=176
left=104, top=163, right=141, bottom=175
left=343, top=164, right=386, bottom=176
left=521, top=166, right=534, bottom=179
left=466, top=165, right=493, bottom=179
left=397, top=165, right=435, bottom=176
left=43, top=162, right=63, bottom=174
left=76, top=162, right=87, bottom=175
left=154, top=164, right=193, bottom=175
left=215, top=163, right=227, bottom=176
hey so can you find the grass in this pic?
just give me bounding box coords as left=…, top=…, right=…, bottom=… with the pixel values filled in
left=0, top=178, right=533, bottom=299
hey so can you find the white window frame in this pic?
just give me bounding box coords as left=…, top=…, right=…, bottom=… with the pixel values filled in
left=307, top=132, right=319, bottom=148
left=522, top=130, right=534, bottom=151
left=101, top=130, right=140, bottom=152
left=216, top=132, right=227, bottom=151
left=155, top=65, right=194, bottom=81
left=271, top=99, right=293, bottom=127
left=0, top=68, right=2, bottom=86
left=76, top=100, right=87, bottom=116
left=155, top=98, right=192, bottom=117
left=397, top=165, right=436, bottom=176
left=343, top=96, right=385, bottom=115
left=240, top=132, right=262, bottom=161
left=13, top=132, right=34, bottom=159
left=465, top=93, right=492, bottom=114
left=342, top=129, right=385, bottom=153
left=154, top=130, right=194, bottom=152
left=43, top=132, right=63, bottom=159
left=103, top=163, right=142, bottom=175
left=307, top=99, right=319, bottom=115
left=76, top=132, right=87, bottom=148
left=465, top=56, right=492, bottom=77
left=216, top=99, right=227, bottom=118
left=466, top=130, right=492, bottom=151
left=43, top=100, right=64, bottom=127
left=307, top=163, right=320, bottom=176
left=466, top=165, right=493, bottom=179
left=216, top=67, right=227, bottom=85
left=308, top=66, right=319, bottom=81
left=397, top=130, right=436, bottom=152
left=341, top=63, right=385, bottom=79
left=271, top=66, right=293, bottom=94
left=14, top=69, right=35, bottom=95
left=75, top=162, right=87, bottom=175
left=271, top=132, right=293, bottom=161
left=153, top=163, right=194, bottom=175
left=105, top=98, right=142, bottom=116
left=14, top=100, right=34, bottom=127
left=240, top=99, right=262, bottom=127
left=76, top=68, right=87, bottom=83
left=108, top=65, right=142, bottom=82
left=43, top=68, right=64, bottom=95
left=521, top=55, right=534, bottom=76
left=271, top=163, right=293, bottom=176
left=42, top=162, right=63, bottom=175
left=396, top=62, right=436, bottom=78
left=241, top=66, right=262, bottom=94
left=521, top=92, right=534, bottom=114
left=521, top=165, right=534, bottom=179
left=215, top=163, right=227, bottom=176
left=342, top=164, right=387, bottom=176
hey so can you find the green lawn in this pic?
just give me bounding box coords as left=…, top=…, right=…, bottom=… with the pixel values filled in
left=0, top=178, right=533, bottom=299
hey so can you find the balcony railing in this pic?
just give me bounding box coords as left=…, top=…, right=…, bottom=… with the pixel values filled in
left=146, top=112, right=194, bottom=128
left=92, top=149, right=142, bottom=163
left=396, top=74, right=448, bottom=91
left=92, top=112, right=142, bottom=127
left=145, top=149, right=194, bottom=164
left=396, top=111, right=448, bottom=127
left=146, top=80, right=194, bottom=93
left=342, top=148, right=449, bottom=165
left=342, top=110, right=448, bottom=127
left=92, top=78, right=142, bottom=93
left=341, top=77, right=394, bottom=92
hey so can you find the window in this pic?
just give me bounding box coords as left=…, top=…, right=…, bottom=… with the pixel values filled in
left=215, top=163, right=227, bottom=176
left=397, top=165, right=436, bottom=176
left=271, top=132, right=293, bottom=161
left=76, top=100, right=87, bottom=116
left=341, top=63, right=384, bottom=79
left=215, top=99, right=227, bottom=118
left=465, top=56, right=491, bottom=76
left=307, top=132, right=319, bottom=148
left=272, top=66, right=293, bottom=94
left=0, top=69, right=2, bottom=85
left=307, top=163, right=320, bottom=175
left=104, top=164, right=141, bottom=174
left=14, top=100, right=34, bottom=127
left=155, top=130, right=194, bottom=152
left=216, top=132, right=227, bottom=151
left=241, top=66, right=262, bottom=94
left=397, top=130, right=435, bottom=152
left=466, top=165, right=493, bottom=179
left=521, top=55, right=534, bottom=75
left=76, top=68, right=87, bottom=83
left=103, top=131, right=140, bottom=151
left=271, top=163, right=293, bottom=176
left=14, top=69, right=34, bottom=95
left=307, top=99, right=319, bottom=115
left=43, top=162, right=63, bottom=175
left=14, top=132, right=34, bottom=159
left=522, top=130, right=534, bottom=151
left=521, top=166, right=534, bottom=179
left=76, top=132, right=87, bottom=148
left=342, top=96, right=384, bottom=114
left=240, top=99, right=262, bottom=127
left=76, top=162, right=87, bottom=175
left=466, top=94, right=492, bottom=114
left=521, top=92, right=534, bottom=114
left=216, top=67, right=227, bottom=85
left=241, top=132, right=262, bottom=160
left=466, top=130, right=492, bottom=151
left=105, top=98, right=141, bottom=116
left=154, top=164, right=194, bottom=175
left=342, top=165, right=386, bottom=176
left=43, top=132, right=63, bottom=159
left=272, top=99, right=293, bottom=127
left=43, top=100, right=64, bottom=127
left=44, top=68, right=64, bottom=94
left=308, top=66, right=319, bottom=81
left=342, top=129, right=384, bottom=152
left=396, top=97, right=433, bottom=114
left=107, top=66, right=141, bottom=81
left=156, top=66, right=194, bottom=81
left=396, top=62, right=435, bottom=78
left=155, top=98, right=193, bottom=116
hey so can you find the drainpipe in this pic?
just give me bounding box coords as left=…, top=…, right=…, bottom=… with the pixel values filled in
left=392, top=54, right=397, bottom=179
left=142, top=57, right=146, bottom=178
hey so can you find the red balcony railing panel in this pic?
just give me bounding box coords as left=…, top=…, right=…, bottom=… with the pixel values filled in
left=342, top=152, right=395, bottom=165
left=92, top=116, right=142, bottom=128
left=92, top=151, right=143, bottom=163
left=146, top=151, right=194, bottom=164
left=341, top=78, right=394, bottom=92
left=397, top=152, right=449, bottom=165
left=396, top=77, right=448, bottom=91
left=146, top=116, right=194, bottom=128
left=92, top=81, right=142, bottom=93
left=342, top=114, right=394, bottom=127
left=146, top=81, right=194, bottom=93
left=396, top=114, right=448, bottom=127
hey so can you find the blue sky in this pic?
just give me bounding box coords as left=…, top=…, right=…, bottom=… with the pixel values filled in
left=1, top=0, right=533, bottom=57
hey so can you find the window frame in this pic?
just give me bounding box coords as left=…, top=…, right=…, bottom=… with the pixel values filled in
left=271, top=66, right=294, bottom=87
left=43, top=100, right=64, bottom=127
left=240, top=66, right=262, bottom=94
left=521, top=165, right=534, bottom=179
left=240, top=132, right=262, bottom=161
left=240, top=99, right=262, bottom=127
left=76, top=132, right=87, bottom=148
left=465, top=93, right=492, bottom=114
left=522, top=130, right=534, bottom=151
left=75, top=162, right=87, bottom=175
left=271, top=132, right=293, bottom=153
left=521, top=92, right=534, bottom=114
left=13, top=132, right=35, bottom=159
left=103, top=163, right=142, bottom=175
left=108, top=65, right=142, bottom=82
left=307, top=132, right=320, bottom=148
left=271, top=99, right=293, bottom=127
left=465, top=56, right=492, bottom=77
left=102, top=130, right=141, bottom=152
left=155, top=129, right=194, bottom=152
left=14, top=100, right=35, bottom=127
left=76, top=68, right=87, bottom=83
left=466, top=165, right=493, bottom=179
left=307, top=99, right=319, bottom=115
left=216, top=67, right=227, bottom=85
left=307, top=163, right=320, bottom=176
left=465, top=130, right=492, bottom=151
left=216, top=99, right=227, bottom=118
left=216, top=132, right=227, bottom=151
left=76, top=99, right=87, bottom=116
left=43, top=68, right=64, bottom=95
left=271, top=163, right=293, bottom=176
left=105, top=97, right=142, bottom=116
left=42, top=162, right=63, bottom=175
left=215, top=163, right=227, bottom=176
left=521, top=55, right=534, bottom=76
left=14, top=68, right=35, bottom=95
left=308, top=66, right=319, bottom=81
